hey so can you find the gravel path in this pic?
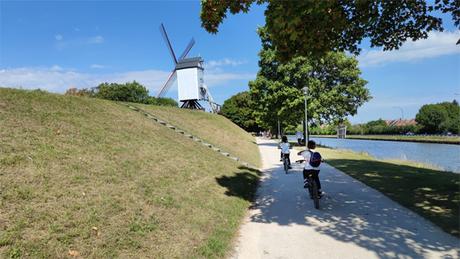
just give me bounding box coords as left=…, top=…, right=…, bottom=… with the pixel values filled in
left=231, top=138, right=459, bottom=259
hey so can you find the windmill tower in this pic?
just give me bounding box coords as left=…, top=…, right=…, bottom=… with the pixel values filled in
left=156, top=24, right=221, bottom=113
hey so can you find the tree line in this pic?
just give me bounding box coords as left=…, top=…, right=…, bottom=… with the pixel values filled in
left=223, top=95, right=460, bottom=135
left=65, top=81, right=177, bottom=107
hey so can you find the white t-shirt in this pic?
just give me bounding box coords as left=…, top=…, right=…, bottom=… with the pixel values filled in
left=300, top=149, right=320, bottom=170
left=280, top=142, right=290, bottom=154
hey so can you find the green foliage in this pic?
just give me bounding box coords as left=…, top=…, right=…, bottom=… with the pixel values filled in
left=94, top=81, right=149, bottom=103
left=221, top=91, right=260, bottom=132
left=314, top=118, right=422, bottom=136
left=144, top=96, right=178, bottom=107
left=65, top=82, right=177, bottom=107
left=416, top=101, right=460, bottom=134
left=201, top=0, right=459, bottom=61
left=249, top=27, right=370, bottom=132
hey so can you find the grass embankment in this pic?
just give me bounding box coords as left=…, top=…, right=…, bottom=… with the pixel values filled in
left=136, top=104, right=261, bottom=167
left=316, top=147, right=460, bottom=237
left=0, top=88, right=260, bottom=258
left=312, top=134, right=460, bottom=144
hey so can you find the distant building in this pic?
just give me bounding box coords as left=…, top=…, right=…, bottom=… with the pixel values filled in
left=385, top=119, right=417, bottom=127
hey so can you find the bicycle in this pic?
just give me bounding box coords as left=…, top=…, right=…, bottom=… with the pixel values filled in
left=304, top=171, right=320, bottom=209
left=282, top=154, right=289, bottom=174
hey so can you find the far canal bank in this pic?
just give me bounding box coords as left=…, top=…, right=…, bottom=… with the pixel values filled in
left=288, top=136, right=460, bottom=173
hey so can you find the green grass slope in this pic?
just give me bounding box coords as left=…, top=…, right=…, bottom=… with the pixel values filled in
left=0, top=88, right=260, bottom=258
left=135, top=104, right=261, bottom=167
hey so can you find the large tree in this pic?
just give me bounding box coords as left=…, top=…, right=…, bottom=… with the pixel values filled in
left=416, top=101, right=460, bottom=134
left=250, top=28, right=371, bottom=132
left=201, top=0, right=459, bottom=60
left=221, top=91, right=260, bottom=132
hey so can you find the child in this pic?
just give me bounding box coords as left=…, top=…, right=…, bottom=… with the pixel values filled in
left=279, top=136, right=291, bottom=168
left=298, top=140, right=323, bottom=196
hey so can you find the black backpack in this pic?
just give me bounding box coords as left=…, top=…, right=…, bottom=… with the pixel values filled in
left=309, top=151, right=322, bottom=167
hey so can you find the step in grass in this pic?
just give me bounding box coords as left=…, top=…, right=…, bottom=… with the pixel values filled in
left=135, top=104, right=261, bottom=168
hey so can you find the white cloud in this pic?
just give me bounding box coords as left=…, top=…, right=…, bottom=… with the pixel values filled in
left=0, top=67, right=254, bottom=95
left=50, top=65, right=63, bottom=71
left=87, top=35, right=104, bottom=44
left=205, top=72, right=255, bottom=88
left=55, top=35, right=105, bottom=50
left=90, top=64, right=105, bottom=69
left=358, top=31, right=460, bottom=67
left=205, top=58, right=247, bottom=69
left=55, top=34, right=63, bottom=41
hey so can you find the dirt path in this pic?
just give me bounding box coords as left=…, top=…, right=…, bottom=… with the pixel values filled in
left=231, top=138, right=459, bottom=259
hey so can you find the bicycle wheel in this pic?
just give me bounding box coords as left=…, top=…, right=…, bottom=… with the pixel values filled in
left=311, top=179, right=320, bottom=209
left=283, top=157, right=288, bottom=174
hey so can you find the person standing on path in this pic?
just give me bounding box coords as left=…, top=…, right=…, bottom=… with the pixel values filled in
left=295, top=131, right=303, bottom=145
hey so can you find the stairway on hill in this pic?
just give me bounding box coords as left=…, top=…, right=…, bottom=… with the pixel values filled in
left=123, top=103, right=257, bottom=169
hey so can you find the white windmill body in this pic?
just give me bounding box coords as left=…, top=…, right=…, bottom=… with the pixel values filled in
left=157, top=24, right=220, bottom=112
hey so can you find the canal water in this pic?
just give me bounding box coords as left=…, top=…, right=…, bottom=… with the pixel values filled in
left=289, top=136, right=460, bottom=173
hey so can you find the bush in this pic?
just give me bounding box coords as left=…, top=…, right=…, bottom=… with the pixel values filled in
left=65, top=82, right=178, bottom=107
left=94, top=81, right=149, bottom=103
left=145, top=97, right=178, bottom=107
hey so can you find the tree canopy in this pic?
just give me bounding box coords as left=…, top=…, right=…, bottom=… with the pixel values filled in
left=249, top=28, right=371, bottom=131
left=201, top=0, right=459, bottom=60
left=221, top=91, right=260, bottom=132
left=416, top=101, right=460, bottom=134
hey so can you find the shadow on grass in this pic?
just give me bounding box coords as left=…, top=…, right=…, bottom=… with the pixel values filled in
left=326, top=158, right=460, bottom=238
left=215, top=166, right=263, bottom=202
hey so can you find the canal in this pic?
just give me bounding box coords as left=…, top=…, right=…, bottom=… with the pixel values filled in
left=289, top=136, right=460, bottom=173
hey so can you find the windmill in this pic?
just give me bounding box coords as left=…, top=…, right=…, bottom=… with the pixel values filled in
left=156, top=23, right=221, bottom=113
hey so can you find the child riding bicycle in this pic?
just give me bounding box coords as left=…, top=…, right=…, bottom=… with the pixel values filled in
left=279, top=136, right=291, bottom=169
left=298, top=140, right=323, bottom=197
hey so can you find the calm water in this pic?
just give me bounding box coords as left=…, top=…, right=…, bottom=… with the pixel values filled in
left=289, top=136, right=460, bottom=173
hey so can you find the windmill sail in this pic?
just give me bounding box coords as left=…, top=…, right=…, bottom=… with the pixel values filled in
left=178, top=38, right=195, bottom=61
left=159, top=23, right=177, bottom=64
left=157, top=70, right=177, bottom=98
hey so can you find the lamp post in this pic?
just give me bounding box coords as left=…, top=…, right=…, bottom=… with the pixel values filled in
left=303, top=86, right=308, bottom=147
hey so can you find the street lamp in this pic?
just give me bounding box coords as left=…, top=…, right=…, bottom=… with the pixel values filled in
left=303, top=86, right=308, bottom=147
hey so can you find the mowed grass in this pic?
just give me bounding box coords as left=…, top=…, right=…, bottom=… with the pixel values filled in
left=0, top=88, right=260, bottom=258
left=135, top=104, right=261, bottom=167
left=316, top=147, right=460, bottom=237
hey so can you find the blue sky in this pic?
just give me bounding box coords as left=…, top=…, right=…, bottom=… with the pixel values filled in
left=1, top=1, right=459, bottom=123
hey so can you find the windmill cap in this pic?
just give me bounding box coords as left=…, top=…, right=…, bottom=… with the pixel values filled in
left=176, top=57, right=204, bottom=70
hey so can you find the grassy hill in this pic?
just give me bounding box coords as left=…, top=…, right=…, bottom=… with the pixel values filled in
left=0, top=88, right=260, bottom=258
left=135, top=104, right=260, bottom=167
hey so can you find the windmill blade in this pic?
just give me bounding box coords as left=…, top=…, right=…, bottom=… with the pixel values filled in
left=178, top=38, right=195, bottom=61
left=157, top=70, right=177, bottom=98
left=159, top=23, right=177, bottom=64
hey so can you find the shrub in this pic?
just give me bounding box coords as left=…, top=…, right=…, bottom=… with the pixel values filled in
left=94, top=81, right=149, bottom=103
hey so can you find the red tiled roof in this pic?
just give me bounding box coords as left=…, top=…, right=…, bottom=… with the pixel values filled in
left=385, top=119, right=417, bottom=127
